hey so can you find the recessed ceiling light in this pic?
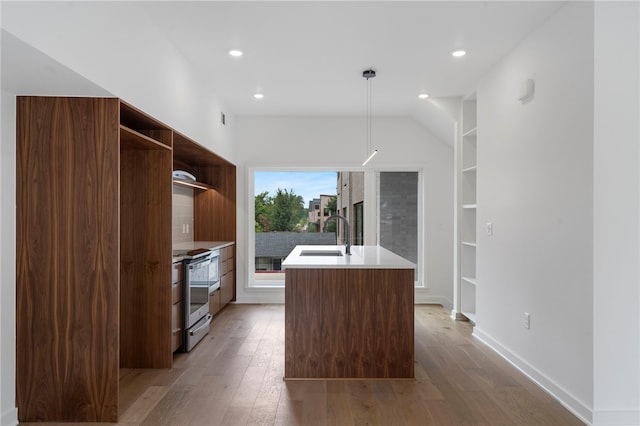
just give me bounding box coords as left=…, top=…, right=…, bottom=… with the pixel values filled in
left=229, top=50, right=243, bottom=57
left=253, top=93, right=264, bottom=99
left=451, top=49, right=467, bottom=57
left=418, top=93, right=430, bottom=99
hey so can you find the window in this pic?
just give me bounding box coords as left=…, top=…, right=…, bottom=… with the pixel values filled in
left=249, top=169, right=422, bottom=287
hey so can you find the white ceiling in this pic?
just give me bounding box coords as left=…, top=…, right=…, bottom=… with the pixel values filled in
left=138, top=1, right=564, bottom=118
left=2, top=1, right=565, bottom=145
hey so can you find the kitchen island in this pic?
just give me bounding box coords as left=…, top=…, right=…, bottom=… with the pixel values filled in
left=282, top=245, right=415, bottom=379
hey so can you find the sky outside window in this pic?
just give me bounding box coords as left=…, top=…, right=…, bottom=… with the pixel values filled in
left=254, top=171, right=337, bottom=203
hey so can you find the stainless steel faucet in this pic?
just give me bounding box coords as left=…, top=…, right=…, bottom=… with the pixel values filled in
left=323, top=215, right=351, bottom=255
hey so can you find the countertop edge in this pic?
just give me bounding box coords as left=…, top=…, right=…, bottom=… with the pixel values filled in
left=282, top=245, right=415, bottom=270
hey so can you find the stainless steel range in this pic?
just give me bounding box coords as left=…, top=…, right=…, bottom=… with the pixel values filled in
left=174, top=248, right=220, bottom=351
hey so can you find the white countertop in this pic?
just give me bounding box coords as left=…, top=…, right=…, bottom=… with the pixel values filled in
left=173, top=241, right=234, bottom=251
left=282, top=245, right=415, bottom=270
left=172, top=241, right=234, bottom=262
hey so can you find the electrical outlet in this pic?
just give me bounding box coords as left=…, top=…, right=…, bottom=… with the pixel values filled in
left=524, top=312, right=531, bottom=330
left=486, top=222, right=493, bottom=236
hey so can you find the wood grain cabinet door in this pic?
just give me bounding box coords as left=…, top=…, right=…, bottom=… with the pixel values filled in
left=16, top=97, right=120, bottom=422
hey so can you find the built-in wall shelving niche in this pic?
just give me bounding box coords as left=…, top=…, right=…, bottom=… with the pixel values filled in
left=459, top=93, right=478, bottom=324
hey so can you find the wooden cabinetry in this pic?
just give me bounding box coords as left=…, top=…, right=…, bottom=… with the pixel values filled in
left=17, top=97, right=121, bottom=422
left=209, top=244, right=234, bottom=316
left=172, top=132, right=236, bottom=244
left=285, top=268, right=414, bottom=379
left=172, top=130, right=237, bottom=315
left=119, top=100, right=173, bottom=370
left=220, top=245, right=235, bottom=305
left=458, top=95, right=478, bottom=323
left=209, top=287, right=222, bottom=316
left=172, top=261, right=184, bottom=352
left=16, top=97, right=235, bottom=422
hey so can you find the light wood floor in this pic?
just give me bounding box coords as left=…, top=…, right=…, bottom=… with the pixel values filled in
left=22, top=304, right=585, bottom=425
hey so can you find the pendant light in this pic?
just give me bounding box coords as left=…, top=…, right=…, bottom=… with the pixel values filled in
left=362, top=68, right=378, bottom=166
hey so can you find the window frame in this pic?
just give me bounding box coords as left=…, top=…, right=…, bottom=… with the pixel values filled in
left=247, top=166, right=425, bottom=288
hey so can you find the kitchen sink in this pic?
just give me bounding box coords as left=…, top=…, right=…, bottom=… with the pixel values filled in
left=299, top=250, right=343, bottom=257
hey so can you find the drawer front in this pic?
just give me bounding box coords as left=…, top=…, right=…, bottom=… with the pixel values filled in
left=171, top=329, right=182, bottom=353
left=221, top=245, right=234, bottom=275
left=172, top=281, right=183, bottom=304
left=171, top=302, right=183, bottom=352
left=209, top=288, right=221, bottom=316
left=222, top=245, right=234, bottom=261
left=221, top=271, right=234, bottom=305
left=172, top=262, right=183, bottom=284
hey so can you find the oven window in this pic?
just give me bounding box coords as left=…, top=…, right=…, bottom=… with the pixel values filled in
left=190, top=287, right=209, bottom=315
left=187, top=261, right=210, bottom=317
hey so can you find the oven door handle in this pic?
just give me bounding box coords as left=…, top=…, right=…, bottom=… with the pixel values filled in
left=189, top=314, right=212, bottom=336
left=188, top=259, right=211, bottom=270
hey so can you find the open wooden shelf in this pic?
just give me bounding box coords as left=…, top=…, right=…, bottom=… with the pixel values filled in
left=120, top=125, right=172, bottom=151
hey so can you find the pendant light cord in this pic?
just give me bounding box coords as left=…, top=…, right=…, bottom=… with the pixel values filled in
left=367, top=75, right=372, bottom=156
left=362, top=69, right=377, bottom=166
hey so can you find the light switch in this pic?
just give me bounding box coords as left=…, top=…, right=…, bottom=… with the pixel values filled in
left=486, top=222, right=493, bottom=236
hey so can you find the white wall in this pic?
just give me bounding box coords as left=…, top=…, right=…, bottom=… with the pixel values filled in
left=1, top=2, right=235, bottom=163
left=1, top=4, right=235, bottom=424
left=474, top=2, right=594, bottom=422
left=0, top=91, right=18, bottom=426
left=593, top=2, right=640, bottom=425
left=233, top=116, right=454, bottom=306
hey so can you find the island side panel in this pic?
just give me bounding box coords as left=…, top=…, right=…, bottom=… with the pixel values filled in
left=285, top=269, right=349, bottom=378
left=348, top=269, right=414, bottom=378
left=285, top=268, right=414, bottom=379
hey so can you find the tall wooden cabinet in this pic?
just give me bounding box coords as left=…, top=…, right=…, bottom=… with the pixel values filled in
left=16, top=96, right=236, bottom=422
left=17, top=97, right=122, bottom=422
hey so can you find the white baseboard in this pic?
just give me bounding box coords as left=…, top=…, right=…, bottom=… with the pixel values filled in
left=449, top=308, right=467, bottom=321
left=473, top=327, right=593, bottom=425
left=414, top=292, right=452, bottom=309
left=592, top=410, right=640, bottom=426
left=235, top=288, right=284, bottom=304
left=1, top=407, right=17, bottom=426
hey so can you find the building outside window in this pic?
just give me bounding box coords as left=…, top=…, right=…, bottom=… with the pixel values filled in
left=307, top=194, right=336, bottom=232
left=337, top=172, right=365, bottom=246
